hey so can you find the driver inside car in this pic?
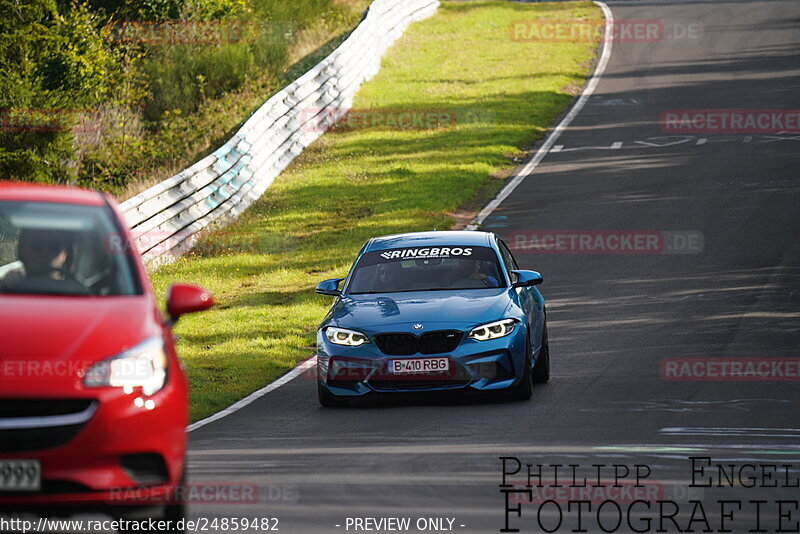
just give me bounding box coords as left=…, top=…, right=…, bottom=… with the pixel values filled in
left=455, top=258, right=499, bottom=288
left=2, top=229, right=85, bottom=293
left=376, top=261, right=406, bottom=292
left=19, top=229, right=70, bottom=278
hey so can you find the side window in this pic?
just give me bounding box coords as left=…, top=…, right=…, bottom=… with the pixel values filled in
left=496, top=237, right=518, bottom=277
left=0, top=212, right=18, bottom=266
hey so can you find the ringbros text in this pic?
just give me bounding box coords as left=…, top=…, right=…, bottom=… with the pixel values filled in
left=380, top=247, right=473, bottom=260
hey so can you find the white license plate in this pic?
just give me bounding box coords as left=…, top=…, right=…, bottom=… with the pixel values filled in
left=0, top=460, right=41, bottom=491
left=388, top=357, right=449, bottom=374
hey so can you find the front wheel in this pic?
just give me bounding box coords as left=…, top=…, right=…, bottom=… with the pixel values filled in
left=532, top=320, right=550, bottom=384
left=511, top=336, right=533, bottom=401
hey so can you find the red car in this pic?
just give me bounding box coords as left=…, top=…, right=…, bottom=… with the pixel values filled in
left=0, top=183, right=213, bottom=528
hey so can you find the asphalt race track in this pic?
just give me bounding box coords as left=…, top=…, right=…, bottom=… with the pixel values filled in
left=186, top=1, right=800, bottom=533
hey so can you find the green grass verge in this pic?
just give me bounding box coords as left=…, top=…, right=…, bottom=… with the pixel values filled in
left=149, top=0, right=602, bottom=422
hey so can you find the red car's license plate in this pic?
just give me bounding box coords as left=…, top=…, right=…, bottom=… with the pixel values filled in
left=0, top=460, right=41, bottom=491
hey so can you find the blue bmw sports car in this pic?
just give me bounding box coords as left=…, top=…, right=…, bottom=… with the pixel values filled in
left=314, top=231, right=549, bottom=406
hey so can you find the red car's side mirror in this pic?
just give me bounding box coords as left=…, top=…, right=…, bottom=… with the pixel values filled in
left=166, top=284, right=214, bottom=321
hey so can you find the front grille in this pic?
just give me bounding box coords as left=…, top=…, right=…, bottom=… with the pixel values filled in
left=0, top=425, right=84, bottom=454
left=368, top=359, right=471, bottom=391
left=420, top=331, right=462, bottom=354
left=374, top=331, right=462, bottom=355
left=374, top=333, right=417, bottom=355
left=0, top=398, right=96, bottom=453
left=0, top=398, right=94, bottom=418
left=369, top=378, right=469, bottom=391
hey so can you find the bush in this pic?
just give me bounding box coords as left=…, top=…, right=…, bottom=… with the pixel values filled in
left=0, top=1, right=118, bottom=183
left=141, top=40, right=256, bottom=120
left=1, top=0, right=363, bottom=189
left=139, top=0, right=330, bottom=122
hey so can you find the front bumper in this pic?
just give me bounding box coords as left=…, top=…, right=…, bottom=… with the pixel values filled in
left=0, top=379, right=187, bottom=512
left=317, top=324, right=528, bottom=397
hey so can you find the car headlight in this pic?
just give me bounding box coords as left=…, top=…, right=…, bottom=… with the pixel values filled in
left=468, top=319, right=518, bottom=341
left=84, top=337, right=167, bottom=396
left=325, top=327, right=370, bottom=347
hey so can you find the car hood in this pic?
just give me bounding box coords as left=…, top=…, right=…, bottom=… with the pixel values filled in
left=330, top=289, right=514, bottom=330
left=0, top=295, right=161, bottom=367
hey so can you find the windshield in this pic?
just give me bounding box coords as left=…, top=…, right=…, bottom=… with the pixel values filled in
left=347, top=246, right=505, bottom=294
left=0, top=201, right=142, bottom=296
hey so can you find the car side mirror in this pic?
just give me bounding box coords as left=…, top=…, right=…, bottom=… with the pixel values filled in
left=166, top=284, right=214, bottom=322
left=316, top=278, right=344, bottom=296
left=510, top=270, right=543, bottom=288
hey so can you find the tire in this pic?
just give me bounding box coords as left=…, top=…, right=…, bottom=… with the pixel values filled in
left=511, top=336, right=533, bottom=401
left=533, top=320, right=550, bottom=384
left=318, top=382, right=349, bottom=407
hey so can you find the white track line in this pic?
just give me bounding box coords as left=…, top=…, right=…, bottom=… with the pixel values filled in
left=187, top=3, right=614, bottom=433
left=466, top=0, right=614, bottom=230
left=187, top=356, right=317, bottom=432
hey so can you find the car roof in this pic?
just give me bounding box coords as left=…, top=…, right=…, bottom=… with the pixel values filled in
left=0, top=181, right=106, bottom=206
left=363, top=231, right=495, bottom=252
